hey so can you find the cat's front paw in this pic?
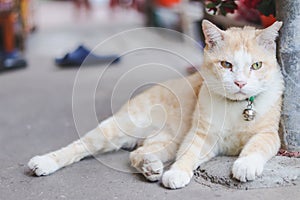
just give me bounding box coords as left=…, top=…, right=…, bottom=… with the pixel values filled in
left=232, top=154, right=265, bottom=182
left=28, top=155, right=59, bottom=176
left=162, top=169, right=192, bottom=189
left=141, top=154, right=163, bottom=182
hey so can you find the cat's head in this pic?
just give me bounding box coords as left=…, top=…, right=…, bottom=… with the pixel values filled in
left=201, top=20, right=282, bottom=101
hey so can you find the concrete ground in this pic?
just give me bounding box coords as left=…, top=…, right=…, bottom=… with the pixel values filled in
left=1, top=1, right=299, bottom=199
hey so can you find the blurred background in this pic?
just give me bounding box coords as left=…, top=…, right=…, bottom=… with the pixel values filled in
left=0, top=0, right=276, bottom=72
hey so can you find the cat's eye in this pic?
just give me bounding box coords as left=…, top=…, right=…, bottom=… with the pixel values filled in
left=251, top=62, right=262, bottom=70
left=220, top=61, right=233, bottom=69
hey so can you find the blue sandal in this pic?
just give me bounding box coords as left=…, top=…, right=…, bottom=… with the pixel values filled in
left=55, top=45, right=120, bottom=67
left=0, top=50, right=27, bottom=72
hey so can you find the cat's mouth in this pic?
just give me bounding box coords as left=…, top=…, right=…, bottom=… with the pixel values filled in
left=235, top=91, right=247, bottom=95
left=225, top=91, right=249, bottom=101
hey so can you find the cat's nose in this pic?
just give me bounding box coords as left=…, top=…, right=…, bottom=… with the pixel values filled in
left=234, top=80, right=247, bottom=88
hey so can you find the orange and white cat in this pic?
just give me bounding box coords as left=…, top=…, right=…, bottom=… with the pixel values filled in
left=28, top=20, right=283, bottom=189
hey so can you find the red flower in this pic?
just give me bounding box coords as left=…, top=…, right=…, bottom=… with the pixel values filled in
left=224, top=7, right=235, bottom=14
left=242, top=0, right=262, bottom=9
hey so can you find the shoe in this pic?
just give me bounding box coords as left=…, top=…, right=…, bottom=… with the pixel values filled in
left=55, top=45, right=120, bottom=67
left=0, top=50, right=27, bottom=72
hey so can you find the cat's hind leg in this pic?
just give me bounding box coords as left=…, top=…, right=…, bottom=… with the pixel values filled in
left=28, top=116, right=137, bottom=176
left=130, top=131, right=179, bottom=182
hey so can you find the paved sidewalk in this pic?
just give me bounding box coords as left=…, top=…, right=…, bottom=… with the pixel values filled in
left=0, top=1, right=299, bottom=200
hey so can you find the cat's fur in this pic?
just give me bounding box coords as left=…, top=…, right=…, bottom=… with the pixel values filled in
left=28, top=20, right=284, bottom=189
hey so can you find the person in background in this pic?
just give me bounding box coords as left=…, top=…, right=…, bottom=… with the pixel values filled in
left=0, top=0, right=27, bottom=71
left=72, top=0, right=92, bottom=19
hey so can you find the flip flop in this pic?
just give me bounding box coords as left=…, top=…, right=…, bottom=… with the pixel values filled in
left=55, top=45, right=120, bottom=67
left=0, top=51, right=27, bottom=72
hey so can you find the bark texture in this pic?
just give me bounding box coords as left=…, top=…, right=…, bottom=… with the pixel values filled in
left=277, top=0, right=300, bottom=151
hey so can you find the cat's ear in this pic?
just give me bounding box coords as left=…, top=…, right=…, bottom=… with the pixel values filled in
left=256, top=21, right=283, bottom=51
left=202, top=20, right=225, bottom=48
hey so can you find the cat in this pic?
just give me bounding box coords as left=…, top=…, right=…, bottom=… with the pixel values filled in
left=28, top=20, right=284, bottom=189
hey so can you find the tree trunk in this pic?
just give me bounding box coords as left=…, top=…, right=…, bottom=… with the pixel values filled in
left=277, top=0, right=300, bottom=151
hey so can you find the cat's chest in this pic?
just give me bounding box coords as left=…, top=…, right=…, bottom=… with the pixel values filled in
left=199, top=92, right=252, bottom=133
left=214, top=102, right=250, bottom=133
left=199, top=96, right=257, bottom=155
left=197, top=86, right=273, bottom=155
